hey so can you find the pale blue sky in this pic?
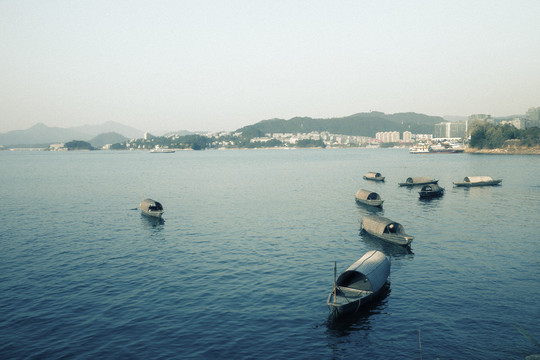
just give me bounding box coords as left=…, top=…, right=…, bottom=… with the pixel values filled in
left=1, top=0, right=539, bottom=133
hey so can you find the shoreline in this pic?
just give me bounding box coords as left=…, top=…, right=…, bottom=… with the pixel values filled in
left=5, top=145, right=540, bottom=154
left=464, top=146, right=540, bottom=155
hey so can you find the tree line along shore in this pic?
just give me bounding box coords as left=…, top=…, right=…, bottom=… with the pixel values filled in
left=466, top=122, right=540, bottom=154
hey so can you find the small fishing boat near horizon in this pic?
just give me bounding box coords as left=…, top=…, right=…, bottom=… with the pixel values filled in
left=363, top=172, right=385, bottom=182
left=355, top=189, right=384, bottom=207
left=150, top=146, right=175, bottom=153
left=453, top=176, right=502, bottom=187
left=409, top=142, right=464, bottom=154
left=419, top=184, right=445, bottom=198
left=139, top=198, right=164, bottom=218
left=429, top=143, right=464, bottom=153
left=398, top=177, right=438, bottom=187
left=361, top=215, right=414, bottom=246
left=327, top=250, right=390, bottom=318
left=409, top=143, right=430, bottom=154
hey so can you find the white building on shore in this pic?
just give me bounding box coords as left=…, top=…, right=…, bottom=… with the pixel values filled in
left=375, top=131, right=400, bottom=143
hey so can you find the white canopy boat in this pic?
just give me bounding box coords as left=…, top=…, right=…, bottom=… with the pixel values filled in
left=361, top=215, right=414, bottom=246
left=139, top=198, right=164, bottom=218
left=355, top=189, right=384, bottom=207
left=327, top=250, right=391, bottom=318
left=363, top=172, right=385, bottom=182
left=453, top=176, right=502, bottom=187
left=398, top=177, right=438, bottom=187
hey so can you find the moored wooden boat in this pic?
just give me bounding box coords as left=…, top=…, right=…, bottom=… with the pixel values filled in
left=399, top=177, right=438, bottom=187
left=361, top=215, right=414, bottom=246
left=363, top=172, right=385, bottom=182
left=355, top=189, right=384, bottom=207
left=419, top=184, right=445, bottom=198
left=453, top=176, right=502, bottom=187
left=139, top=198, right=164, bottom=218
left=327, top=250, right=390, bottom=318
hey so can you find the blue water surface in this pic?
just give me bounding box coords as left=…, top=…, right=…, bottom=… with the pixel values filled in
left=0, top=149, right=539, bottom=359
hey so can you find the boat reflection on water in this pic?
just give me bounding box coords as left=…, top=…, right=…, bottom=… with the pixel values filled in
left=418, top=194, right=444, bottom=205
left=141, top=214, right=165, bottom=229
left=418, top=184, right=445, bottom=199
left=360, top=231, right=414, bottom=259
left=326, top=284, right=391, bottom=335
left=356, top=201, right=384, bottom=215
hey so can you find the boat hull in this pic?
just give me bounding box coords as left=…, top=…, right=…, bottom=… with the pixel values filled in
left=327, top=291, right=373, bottom=318
left=399, top=180, right=438, bottom=187
left=363, top=176, right=385, bottom=182
left=141, top=209, right=164, bottom=218
left=410, top=149, right=464, bottom=154
left=355, top=198, right=384, bottom=207
left=430, top=149, right=464, bottom=153
left=419, top=188, right=445, bottom=198
left=453, top=180, right=502, bottom=187
left=419, top=191, right=444, bottom=198
left=362, top=229, right=413, bottom=246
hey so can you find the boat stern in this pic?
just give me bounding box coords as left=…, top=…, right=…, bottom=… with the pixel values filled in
left=403, top=235, right=414, bottom=246
left=150, top=210, right=164, bottom=218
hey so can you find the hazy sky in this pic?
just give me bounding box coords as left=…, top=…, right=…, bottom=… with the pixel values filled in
left=1, top=1, right=539, bottom=134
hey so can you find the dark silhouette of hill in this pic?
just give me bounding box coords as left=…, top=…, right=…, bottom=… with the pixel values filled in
left=0, top=121, right=143, bottom=146
left=237, top=112, right=444, bottom=137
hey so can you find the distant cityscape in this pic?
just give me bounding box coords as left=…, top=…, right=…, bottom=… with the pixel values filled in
left=373, top=108, right=540, bottom=146
left=3, top=106, right=539, bottom=151
left=114, top=107, right=539, bottom=150
left=244, top=107, right=540, bottom=148
left=111, top=107, right=537, bottom=151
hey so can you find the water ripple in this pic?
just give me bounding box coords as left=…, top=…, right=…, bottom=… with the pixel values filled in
left=0, top=150, right=538, bottom=359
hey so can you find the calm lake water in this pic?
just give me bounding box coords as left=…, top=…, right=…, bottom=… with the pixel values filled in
left=1, top=148, right=539, bottom=359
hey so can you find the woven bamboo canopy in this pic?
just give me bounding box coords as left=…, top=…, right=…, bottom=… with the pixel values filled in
left=364, top=172, right=382, bottom=179
left=406, top=176, right=432, bottom=184
left=140, top=198, right=164, bottom=212
left=362, top=215, right=405, bottom=236
left=355, top=189, right=381, bottom=201
left=336, top=250, right=390, bottom=292
left=464, top=176, right=494, bottom=183
left=420, top=184, right=443, bottom=192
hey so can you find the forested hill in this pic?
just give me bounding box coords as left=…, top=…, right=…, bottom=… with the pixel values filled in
left=236, top=112, right=444, bottom=137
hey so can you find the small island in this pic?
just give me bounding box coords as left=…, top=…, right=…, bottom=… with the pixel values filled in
left=64, top=140, right=95, bottom=151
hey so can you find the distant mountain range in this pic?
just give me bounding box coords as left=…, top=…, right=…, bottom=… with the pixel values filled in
left=0, top=121, right=144, bottom=146
left=238, top=112, right=446, bottom=137
left=3, top=111, right=515, bottom=147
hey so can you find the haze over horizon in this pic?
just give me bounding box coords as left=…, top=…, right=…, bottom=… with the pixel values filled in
left=1, top=1, right=539, bottom=134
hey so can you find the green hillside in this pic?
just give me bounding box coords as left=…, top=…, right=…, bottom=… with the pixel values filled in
left=237, top=112, right=444, bottom=137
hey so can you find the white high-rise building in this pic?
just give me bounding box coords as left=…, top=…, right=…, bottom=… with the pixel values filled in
left=403, top=131, right=412, bottom=142
left=375, top=131, right=400, bottom=143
